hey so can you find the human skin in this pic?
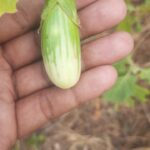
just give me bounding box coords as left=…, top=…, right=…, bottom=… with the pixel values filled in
left=0, top=0, right=134, bottom=149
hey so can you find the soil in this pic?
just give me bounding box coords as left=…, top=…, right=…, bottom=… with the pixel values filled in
left=134, top=27, right=150, bottom=67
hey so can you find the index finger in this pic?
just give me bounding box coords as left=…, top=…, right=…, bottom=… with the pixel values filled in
left=0, top=0, right=96, bottom=44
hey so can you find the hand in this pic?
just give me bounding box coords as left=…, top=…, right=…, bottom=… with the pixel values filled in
left=0, top=0, right=133, bottom=149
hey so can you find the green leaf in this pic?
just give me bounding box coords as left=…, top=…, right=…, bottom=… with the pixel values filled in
left=103, top=74, right=137, bottom=104
left=103, top=69, right=150, bottom=106
left=139, top=68, right=150, bottom=84
left=127, top=3, right=135, bottom=12
left=0, top=0, right=17, bottom=16
left=117, top=16, right=133, bottom=32
left=114, top=59, right=129, bottom=76
left=26, top=134, right=45, bottom=146
left=117, top=14, right=142, bottom=33
left=133, top=85, right=149, bottom=103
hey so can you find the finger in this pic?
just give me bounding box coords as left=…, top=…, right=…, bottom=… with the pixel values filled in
left=79, top=0, right=127, bottom=38
left=3, top=31, right=41, bottom=70
left=14, top=32, right=133, bottom=98
left=0, top=0, right=97, bottom=43
left=82, top=32, right=134, bottom=69
left=16, top=65, right=117, bottom=138
left=0, top=49, right=16, bottom=148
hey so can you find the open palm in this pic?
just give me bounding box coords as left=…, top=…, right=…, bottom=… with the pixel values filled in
left=0, top=0, right=133, bottom=149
